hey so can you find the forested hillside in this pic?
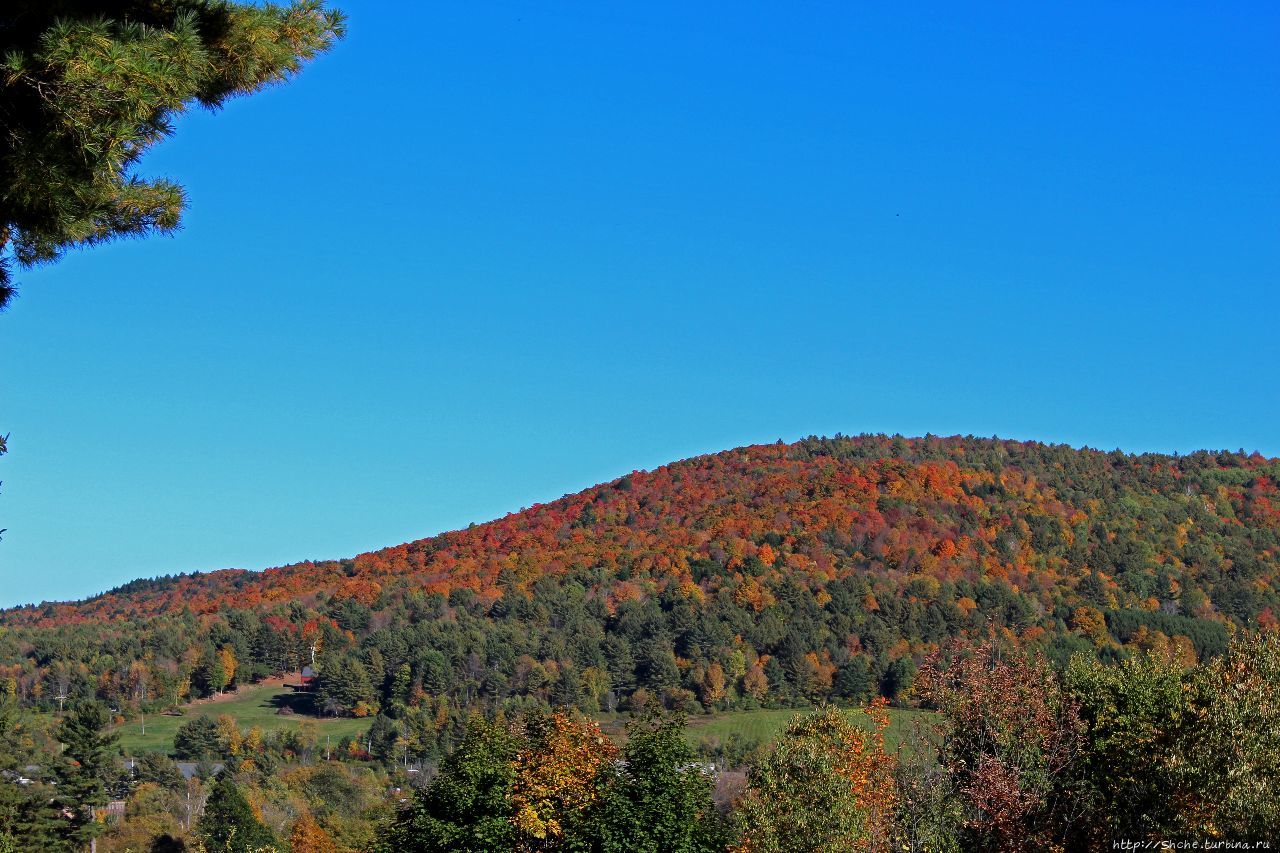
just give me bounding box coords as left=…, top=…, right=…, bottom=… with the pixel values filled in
left=2, top=435, right=1277, bottom=737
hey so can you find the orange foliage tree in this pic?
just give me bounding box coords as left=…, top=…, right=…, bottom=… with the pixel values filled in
left=510, top=712, right=619, bottom=849
left=289, top=813, right=338, bottom=853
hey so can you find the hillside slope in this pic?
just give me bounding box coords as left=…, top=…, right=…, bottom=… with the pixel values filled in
left=2, top=435, right=1277, bottom=722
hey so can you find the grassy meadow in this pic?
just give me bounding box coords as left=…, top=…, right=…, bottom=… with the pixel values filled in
left=113, top=680, right=936, bottom=760
left=113, top=682, right=371, bottom=755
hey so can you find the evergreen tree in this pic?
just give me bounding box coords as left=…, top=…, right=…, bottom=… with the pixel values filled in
left=315, top=650, right=378, bottom=714
left=174, top=715, right=222, bottom=760
left=134, top=752, right=187, bottom=792
left=0, top=703, right=66, bottom=852
left=55, top=700, right=119, bottom=849
left=880, top=657, right=916, bottom=702
left=379, top=716, right=521, bottom=853
left=391, top=662, right=413, bottom=705
left=0, top=1, right=345, bottom=308
left=639, top=641, right=681, bottom=691
left=0, top=781, right=70, bottom=853
left=367, top=713, right=400, bottom=765
left=834, top=657, right=874, bottom=701
left=198, top=774, right=277, bottom=852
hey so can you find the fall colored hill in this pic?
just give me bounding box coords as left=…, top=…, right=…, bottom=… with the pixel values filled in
left=1, top=434, right=1277, bottom=720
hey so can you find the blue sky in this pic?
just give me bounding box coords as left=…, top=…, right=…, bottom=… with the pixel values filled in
left=2, top=2, right=1278, bottom=607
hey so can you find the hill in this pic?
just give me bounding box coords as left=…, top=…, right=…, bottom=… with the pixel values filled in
left=1, top=434, right=1277, bottom=743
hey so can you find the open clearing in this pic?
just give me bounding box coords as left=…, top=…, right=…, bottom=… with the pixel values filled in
left=113, top=681, right=371, bottom=755
left=116, top=683, right=936, bottom=758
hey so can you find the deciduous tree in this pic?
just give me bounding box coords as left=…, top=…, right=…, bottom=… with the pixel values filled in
left=510, top=711, right=617, bottom=849
left=589, top=711, right=727, bottom=853
left=289, top=813, right=337, bottom=853
left=734, top=703, right=896, bottom=853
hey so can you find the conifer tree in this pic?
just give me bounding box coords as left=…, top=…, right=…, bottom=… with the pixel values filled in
left=174, top=714, right=222, bottom=759
left=380, top=716, right=522, bottom=853
left=55, top=700, right=120, bottom=849
left=367, top=713, right=400, bottom=764
left=0, top=697, right=65, bottom=850
left=198, top=774, right=277, bottom=852
left=0, top=1, right=346, bottom=308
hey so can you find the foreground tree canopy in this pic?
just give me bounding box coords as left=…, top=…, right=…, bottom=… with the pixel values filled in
left=0, top=0, right=345, bottom=309
left=2, top=636, right=1278, bottom=851
left=380, top=710, right=730, bottom=853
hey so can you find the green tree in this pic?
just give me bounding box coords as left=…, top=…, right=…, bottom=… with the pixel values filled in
left=0, top=697, right=66, bottom=850
left=379, top=716, right=521, bottom=853
left=0, top=1, right=345, bottom=308
left=174, top=715, right=221, bottom=759
left=834, top=657, right=873, bottom=701
left=315, top=650, right=379, bottom=715
left=55, top=700, right=120, bottom=849
left=1064, top=652, right=1191, bottom=845
left=193, top=650, right=227, bottom=699
left=133, top=752, right=188, bottom=792
left=589, top=711, right=728, bottom=853
left=639, top=640, right=681, bottom=691
left=879, top=657, right=916, bottom=702
left=734, top=705, right=896, bottom=853
left=367, top=713, right=400, bottom=764
left=198, top=774, right=277, bottom=852
left=1183, top=632, right=1280, bottom=838
left=391, top=662, right=413, bottom=705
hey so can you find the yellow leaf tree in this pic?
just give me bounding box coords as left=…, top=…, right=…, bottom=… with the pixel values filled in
left=510, top=712, right=619, bottom=850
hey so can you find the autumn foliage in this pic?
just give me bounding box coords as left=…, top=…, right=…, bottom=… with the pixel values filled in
left=510, top=713, right=619, bottom=848
left=0, top=434, right=1277, bottom=850
left=916, top=642, right=1087, bottom=850
left=289, top=813, right=338, bottom=853
left=734, top=702, right=896, bottom=852
left=4, top=435, right=1275, bottom=724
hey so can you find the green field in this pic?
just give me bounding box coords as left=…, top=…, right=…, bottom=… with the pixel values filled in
left=117, top=684, right=936, bottom=759
left=114, top=682, right=371, bottom=755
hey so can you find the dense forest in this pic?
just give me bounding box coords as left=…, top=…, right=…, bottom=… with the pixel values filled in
left=2, top=433, right=1279, bottom=849
left=3, top=434, right=1277, bottom=728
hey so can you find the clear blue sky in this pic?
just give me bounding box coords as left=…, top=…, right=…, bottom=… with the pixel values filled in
left=1, top=2, right=1277, bottom=607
